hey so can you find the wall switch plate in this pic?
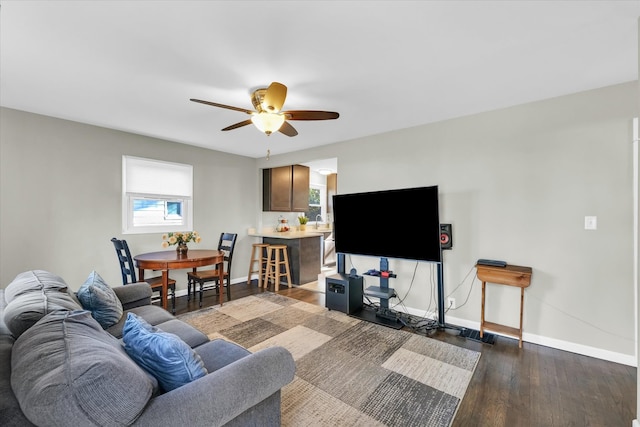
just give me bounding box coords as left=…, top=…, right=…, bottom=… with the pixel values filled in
left=584, top=216, right=597, bottom=230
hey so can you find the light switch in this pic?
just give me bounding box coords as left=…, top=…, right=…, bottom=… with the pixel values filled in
left=584, top=216, right=597, bottom=230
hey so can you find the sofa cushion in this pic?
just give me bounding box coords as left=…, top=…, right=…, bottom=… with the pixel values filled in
left=106, top=304, right=176, bottom=339
left=3, top=270, right=81, bottom=337
left=77, top=270, right=123, bottom=329
left=194, top=338, right=251, bottom=373
left=11, top=310, right=154, bottom=426
left=154, top=318, right=209, bottom=348
left=122, top=313, right=208, bottom=392
left=0, top=291, right=35, bottom=427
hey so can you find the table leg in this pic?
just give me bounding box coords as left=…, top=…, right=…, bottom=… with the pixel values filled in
left=480, top=281, right=486, bottom=338
left=519, top=287, right=525, bottom=348
left=161, top=270, right=168, bottom=310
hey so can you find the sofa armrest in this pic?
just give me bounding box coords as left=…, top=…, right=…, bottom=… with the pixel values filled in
left=132, top=346, right=295, bottom=426
left=112, top=283, right=152, bottom=310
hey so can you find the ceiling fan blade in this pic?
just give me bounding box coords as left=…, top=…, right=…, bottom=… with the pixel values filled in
left=221, top=119, right=253, bottom=131
left=262, top=82, right=287, bottom=113
left=283, top=110, right=339, bottom=121
left=279, top=121, right=298, bottom=137
left=190, top=98, right=254, bottom=114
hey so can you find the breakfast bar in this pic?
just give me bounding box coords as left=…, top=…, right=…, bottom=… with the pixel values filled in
left=250, top=231, right=324, bottom=285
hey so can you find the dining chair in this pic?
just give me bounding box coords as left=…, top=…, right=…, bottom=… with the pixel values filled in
left=110, top=237, right=177, bottom=313
left=187, top=232, right=237, bottom=307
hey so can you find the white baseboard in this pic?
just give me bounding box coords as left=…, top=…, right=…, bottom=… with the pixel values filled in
left=442, top=313, right=636, bottom=367
left=389, top=305, right=637, bottom=367
left=632, top=419, right=639, bottom=427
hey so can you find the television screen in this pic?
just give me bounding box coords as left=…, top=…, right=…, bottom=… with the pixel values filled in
left=332, top=186, right=441, bottom=263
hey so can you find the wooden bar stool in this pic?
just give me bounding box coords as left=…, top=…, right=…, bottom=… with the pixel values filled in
left=264, top=244, right=292, bottom=291
left=247, top=243, right=270, bottom=288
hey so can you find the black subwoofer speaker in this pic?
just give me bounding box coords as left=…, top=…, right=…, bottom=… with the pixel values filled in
left=325, top=273, right=363, bottom=314
left=440, top=224, right=453, bottom=250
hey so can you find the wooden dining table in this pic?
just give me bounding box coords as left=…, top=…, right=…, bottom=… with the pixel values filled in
left=133, top=249, right=226, bottom=310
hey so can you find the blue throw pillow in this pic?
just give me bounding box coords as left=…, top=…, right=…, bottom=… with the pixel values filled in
left=76, top=271, right=123, bottom=329
left=122, top=313, right=208, bottom=392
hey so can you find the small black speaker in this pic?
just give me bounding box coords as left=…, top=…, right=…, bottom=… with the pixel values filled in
left=440, top=224, right=453, bottom=250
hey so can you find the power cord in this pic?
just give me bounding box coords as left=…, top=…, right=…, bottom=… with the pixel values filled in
left=443, top=264, right=477, bottom=311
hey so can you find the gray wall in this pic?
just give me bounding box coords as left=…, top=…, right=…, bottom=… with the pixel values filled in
left=258, top=81, right=639, bottom=364
left=1, top=81, right=637, bottom=365
left=0, top=107, right=258, bottom=293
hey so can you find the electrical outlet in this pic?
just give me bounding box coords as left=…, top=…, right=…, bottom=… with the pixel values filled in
left=447, top=297, right=456, bottom=309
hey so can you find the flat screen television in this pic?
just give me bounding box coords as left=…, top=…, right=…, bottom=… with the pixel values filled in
left=332, top=185, right=442, bottom=263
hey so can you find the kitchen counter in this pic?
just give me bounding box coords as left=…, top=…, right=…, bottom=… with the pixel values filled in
left=249, top=229, right=331, bottom=239
left=250, top=230, right=325, bottom=285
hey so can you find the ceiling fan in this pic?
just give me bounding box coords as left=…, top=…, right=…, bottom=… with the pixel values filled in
left=190, top=82, right=339, bottom=137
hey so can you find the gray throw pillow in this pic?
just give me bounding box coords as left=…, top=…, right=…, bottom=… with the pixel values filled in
left=11, top=310, right=154, bottom=426
left=3, top=270, right=82, bottom=337
left=77, top=270, right=124, bottom=329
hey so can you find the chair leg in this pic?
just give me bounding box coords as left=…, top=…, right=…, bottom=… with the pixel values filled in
left=187, top=278, right=192, bottom=301
left=171, top=287, right=176, bottom=314
left=274, top=249, right=281, bottom=292
left=226, top=277, right=231, bottom=301
left=264, top=247, right=274, bottom=290
left=281, top=248, right=292, bottom=288
left=199, top=281, right=204, bottom=308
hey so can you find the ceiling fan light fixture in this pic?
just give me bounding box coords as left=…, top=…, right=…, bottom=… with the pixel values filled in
left=251, top=112, right=285, bottom=135
left=191, top=82, right=339, bottom=137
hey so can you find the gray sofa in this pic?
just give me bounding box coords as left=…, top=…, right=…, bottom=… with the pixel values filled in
left=0, top=270, right=296, bottom=426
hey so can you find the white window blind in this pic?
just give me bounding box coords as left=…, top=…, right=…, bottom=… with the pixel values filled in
left=124, top=156, right=192, bottom=197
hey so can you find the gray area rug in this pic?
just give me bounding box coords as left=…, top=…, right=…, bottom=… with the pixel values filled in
left=179, top=293, right=480, bottom=427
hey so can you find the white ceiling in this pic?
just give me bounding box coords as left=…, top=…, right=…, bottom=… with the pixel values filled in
left=1, top=1, right=639, bottom=159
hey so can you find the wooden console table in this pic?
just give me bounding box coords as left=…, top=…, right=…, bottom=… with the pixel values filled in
left=476, top=263, right=532, bottom=348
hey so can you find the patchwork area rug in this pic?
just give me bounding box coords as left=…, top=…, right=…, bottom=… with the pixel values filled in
left=179, top=293, right=480, bottom=427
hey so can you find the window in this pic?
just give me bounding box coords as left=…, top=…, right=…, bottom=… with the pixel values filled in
left=306, top=184, right=326, bottom=223
left=122, top=156, right=193, bottom=234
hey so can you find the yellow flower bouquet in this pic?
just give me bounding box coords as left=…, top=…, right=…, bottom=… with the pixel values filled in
left=161, top=231, right=201, bottom=248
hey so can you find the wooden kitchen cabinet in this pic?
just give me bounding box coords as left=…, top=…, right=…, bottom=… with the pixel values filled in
left=263, top=164, right=310, bottom=212
left=263, top=166, right=292, bottom=211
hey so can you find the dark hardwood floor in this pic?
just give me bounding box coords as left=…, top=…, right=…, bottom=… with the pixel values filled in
left=174, top=282, right=637, bottom=427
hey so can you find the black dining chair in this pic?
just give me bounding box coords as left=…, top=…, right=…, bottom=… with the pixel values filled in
left=187, top=232, right=237, bottom=307
left=110, top=237, right=177, bottom=313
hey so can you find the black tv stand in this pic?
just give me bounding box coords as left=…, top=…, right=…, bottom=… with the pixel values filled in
left=348, top=257, right=403, bottom=330
left=335, top=254, right=459, bottom=332
left=350, top=305, right=403, bottom=329
left=362, top=257, right=396, bottom=310
left=432, top=260, right=459, bottom=331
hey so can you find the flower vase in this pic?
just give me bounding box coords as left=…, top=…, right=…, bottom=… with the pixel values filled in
left=299, top=224, right=306, bottom=231
left=176, top=243, right=188, bottom=255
